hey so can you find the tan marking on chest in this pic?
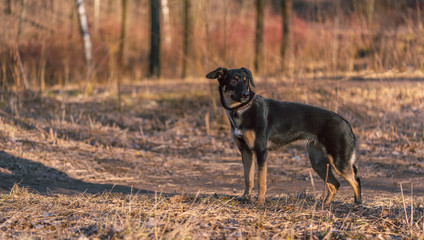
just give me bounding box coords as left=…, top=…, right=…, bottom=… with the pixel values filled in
left=243, top=130, right=256, bottom=149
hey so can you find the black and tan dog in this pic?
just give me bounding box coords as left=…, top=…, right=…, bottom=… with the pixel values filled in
left=206, top=67, right=361, bottom=205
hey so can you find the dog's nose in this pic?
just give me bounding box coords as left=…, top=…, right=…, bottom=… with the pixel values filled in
left=242, top=92, right=250, bottom=98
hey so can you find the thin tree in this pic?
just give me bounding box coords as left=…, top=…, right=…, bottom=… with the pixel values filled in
left=182, top=0, right=191, bottom=78
left=280, top=0, right=291, bottom=72
left=116, top=0, right=128, bottom=111
left=5, top=0, right=12, bottom=14
left=16, top=0, right=28, bottom=90
left=366, top=0, right=375, bottom=25
left=149, top=0, right=161, bottom=78
left=17, top=0, right=27, bottom=43
left=118, top=0, right=128, bottom=69
left=254, top=0, right=264, bottom=73
left=353, top=0, right=378, bottom=69
left=93, top=0, right=100, bottom=32
left=75, top=0, right=93, bottom=83
left=352, top=0, right=375, bottom=24
left=161, top=0, right=171, bottom=48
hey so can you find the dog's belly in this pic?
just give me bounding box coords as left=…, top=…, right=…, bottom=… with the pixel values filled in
left=267, top=132, right=315, bottom=151
left=267, top=139, right=285, bottom=151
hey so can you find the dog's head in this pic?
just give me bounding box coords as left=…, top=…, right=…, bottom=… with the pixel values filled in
left=206, top=67, right=255, bottom=108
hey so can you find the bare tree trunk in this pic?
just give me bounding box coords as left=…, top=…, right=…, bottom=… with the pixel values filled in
left=116, top=0, right=128, bottom=111
left=202, top=0, right=211, bottom=68
left=332, top=0, right=340, bottom=72
left=353, top=0, right=374, bottom=24
left=254, top=0, right=264, bottom=73
left=94, top=0, right=100, bottom=32
left=366, top=0, right=375, bottom=25
left=5, top=0, right=12, bottom=14
left=149, top=0, right=161, bottom=78
left=118, top=0, right=128, bottom=69
left=17, top=0, right=27, bottom=43
left=182, top=0, right=191, bottom=78
left=107, top=0, right=114, bottom=15
left=161, top=0, right=171, bottom=48
left=417, top=0, right=422, bottom=30
left=224, top=1, right=229, bottom=65
left=75, top=0, right=93, bottom=83
left=280, top=0, right=291, bottom=72
left=16, top=0, right=28, bottom=90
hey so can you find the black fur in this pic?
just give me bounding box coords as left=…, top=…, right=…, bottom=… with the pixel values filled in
left=206, top=67, right=362, bottom=205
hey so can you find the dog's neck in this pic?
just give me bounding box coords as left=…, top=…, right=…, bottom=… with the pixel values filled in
left=219, top=90, right=256, bottom=112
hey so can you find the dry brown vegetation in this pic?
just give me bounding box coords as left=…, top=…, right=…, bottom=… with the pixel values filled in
left=2, top=0, right=424, bottom=88
left=1, top=0, right=424, bottom=239
left=1, top=76, right=424, bottom=239
left=1, top=184, right=423, bottom=239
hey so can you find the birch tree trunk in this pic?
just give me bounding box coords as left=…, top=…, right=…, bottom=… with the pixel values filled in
left=75, top=0, right=93, bottom=82
left=161, top=0, right=171, bottom=48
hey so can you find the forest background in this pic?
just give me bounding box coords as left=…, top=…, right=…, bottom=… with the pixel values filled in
left=2, top=0, right=424, bottom=90
left=1, top=0, right=424, bottom=239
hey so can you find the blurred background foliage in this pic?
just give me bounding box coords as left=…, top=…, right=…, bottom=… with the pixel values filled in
left=1, top=0, right=423, bottom=91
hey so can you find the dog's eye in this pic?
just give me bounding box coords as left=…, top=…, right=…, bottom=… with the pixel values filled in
left=230, top=80, right=237, bottom=85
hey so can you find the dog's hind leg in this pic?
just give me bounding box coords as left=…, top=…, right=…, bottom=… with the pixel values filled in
left=328, top=152, right=362, bottom=205
left=352, top=163, right=362, bottom=204
left=307, top=143, right=340, bottom=204
left=256, top=149, right=267, bottom=205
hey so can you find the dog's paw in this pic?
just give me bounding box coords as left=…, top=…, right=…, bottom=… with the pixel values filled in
left=236, top=194, right=252, bottom=203
left=256, top=198, right=265, bottom=205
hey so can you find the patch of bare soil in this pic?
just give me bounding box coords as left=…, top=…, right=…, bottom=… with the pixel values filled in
left=0, top=78, right=423, bottom=238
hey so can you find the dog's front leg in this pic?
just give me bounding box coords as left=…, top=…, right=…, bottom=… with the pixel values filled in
left=256, top=149, right=267, bottom=204
left=239, top=147, right=255, bottom=201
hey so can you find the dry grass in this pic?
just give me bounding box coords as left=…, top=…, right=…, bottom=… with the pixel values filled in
left=1, top=184, right=423, bottom=239
left=0, top=76, right=424, bottom=239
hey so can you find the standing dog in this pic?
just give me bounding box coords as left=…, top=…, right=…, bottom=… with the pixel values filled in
left=206, top=67, right=361, bottom=205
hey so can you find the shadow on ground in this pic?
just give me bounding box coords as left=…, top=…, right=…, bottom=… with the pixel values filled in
left=0, top=151, right=152, bottom=195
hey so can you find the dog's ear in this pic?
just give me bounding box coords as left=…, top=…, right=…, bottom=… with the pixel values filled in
left=206, top=67, right=227, bottom=80
left=241, top=67, right=255, bottom=87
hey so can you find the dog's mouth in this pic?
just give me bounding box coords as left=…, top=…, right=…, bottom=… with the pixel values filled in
left=231, top=94, right=249, bottom=103
left=240, top=96, right=250, bottom=102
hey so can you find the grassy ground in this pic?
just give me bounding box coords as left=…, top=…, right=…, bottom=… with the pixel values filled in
left=0, top=75, right=424, bottom=239
left=1, top=184, right=423, bottom=239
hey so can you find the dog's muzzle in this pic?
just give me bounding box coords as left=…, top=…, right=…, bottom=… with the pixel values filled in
left=241, top=92, right=250, bottom=102
left=232, top=91, right=250, bottom=103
